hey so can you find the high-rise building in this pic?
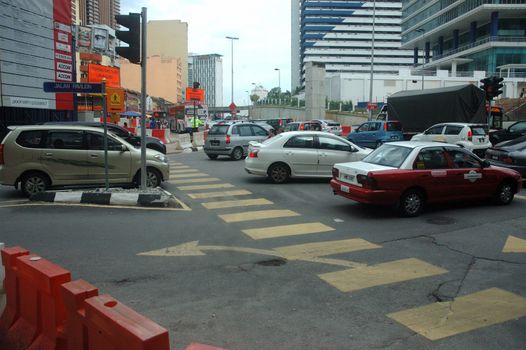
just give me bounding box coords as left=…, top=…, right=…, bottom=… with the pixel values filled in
left=400, top=0, right=526, bottom=77
left=188, top=54, right=223, bottom=107
left=76, top=0, right=120, bottom=29
left=292, top=0, right=415, bottom=90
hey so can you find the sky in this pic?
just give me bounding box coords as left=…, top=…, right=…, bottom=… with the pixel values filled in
left=121, top=0, right=292, bottom=106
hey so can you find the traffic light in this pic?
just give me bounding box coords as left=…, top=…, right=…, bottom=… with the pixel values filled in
left=115, top=13, right=141, bottom=64
left=491, top=76, right=504, bottom=98
left=480, top=77, right=492, bottom=100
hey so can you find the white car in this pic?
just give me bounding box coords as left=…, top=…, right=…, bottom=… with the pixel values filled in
left=244, top=131, right=371, bottom=183
left=411, top=122, right=491, bottom=158
left=312, top=119, right=343, bottom=136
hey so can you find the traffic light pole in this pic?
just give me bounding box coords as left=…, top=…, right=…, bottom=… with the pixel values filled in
left=140, top=7, right=147, bottom=190
left=102, top=79, right=109, bottom=190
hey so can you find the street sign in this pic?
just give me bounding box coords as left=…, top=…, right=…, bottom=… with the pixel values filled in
left=367, top=103, right=378, bottom=110
left=229, top=102, right=237, bottom=113
left=43, top=82, right=102, bottom=93
left=185, top=87, right=204, bottom=102
left=106, top=87, right=125, bottom=113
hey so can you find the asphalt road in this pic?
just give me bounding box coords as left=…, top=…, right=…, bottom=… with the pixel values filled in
left=1, top=150, right=525, bottom=350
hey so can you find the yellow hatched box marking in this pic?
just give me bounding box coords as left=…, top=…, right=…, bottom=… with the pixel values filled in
left=178, top=183, right=235, bottom=191
left=174, top=178, right=221, bottom=184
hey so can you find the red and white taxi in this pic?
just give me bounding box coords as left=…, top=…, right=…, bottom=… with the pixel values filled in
left=330, top=141, right=523, bottom=216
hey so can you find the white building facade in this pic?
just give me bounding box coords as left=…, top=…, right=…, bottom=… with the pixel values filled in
left=188, top=54, right=223, bottom=107
left=292, top=0, right=416, bottom=91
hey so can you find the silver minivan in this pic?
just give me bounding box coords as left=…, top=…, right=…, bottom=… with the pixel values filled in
left=204, top=121, right=271, bottom=160
left=0, top=125, right=170, bottom=196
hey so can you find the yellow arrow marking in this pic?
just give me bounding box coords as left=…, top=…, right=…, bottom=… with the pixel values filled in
left=188, top=190, right=251, bottom=199
left=137, top=239, right=378, bottom=268
left=219, top=209, right=300, bottom=223
left=388, top=288, right=526, bottom=340
left=502, top=235, right=526, bottom=253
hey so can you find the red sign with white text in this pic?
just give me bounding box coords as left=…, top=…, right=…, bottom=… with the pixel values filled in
left=53, top=0, right=73, bottom=110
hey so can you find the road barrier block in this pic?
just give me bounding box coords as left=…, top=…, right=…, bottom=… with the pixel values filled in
left=85, top=294, right=170, bottom=350
left=0, top=246, right=30, bottom=346
left=3, top=254, right=70, bottom=350
left=152, top=129, right=171, bottom=144
left=192, top=132, right=205, bottom=147
left=185, top=342, right=227, bottom=350
left=61, top=279, right=99, bottom=350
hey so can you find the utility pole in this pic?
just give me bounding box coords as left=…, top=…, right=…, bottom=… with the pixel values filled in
left=140, top=7, right=147, bottom=190
left=368, top=0, right=376, bottom=121
left=226, top=36, right=239, bottom=104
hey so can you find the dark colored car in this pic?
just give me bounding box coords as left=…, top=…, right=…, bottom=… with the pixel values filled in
left=253, top=118, right=293, bottom=133
left=44, top=121, right=166, bottom=154
left=485, top=135, right=526, bottom=178
left=489, top=120, right=526, bottom=145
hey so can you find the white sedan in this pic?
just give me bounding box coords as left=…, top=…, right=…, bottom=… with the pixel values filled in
left=245, top=131, right=371, bottom=183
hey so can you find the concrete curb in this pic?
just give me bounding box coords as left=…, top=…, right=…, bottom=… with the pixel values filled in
left=29, top=188, right=182, bottom=208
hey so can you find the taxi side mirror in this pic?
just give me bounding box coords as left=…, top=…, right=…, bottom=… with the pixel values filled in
left=121, top=144, right=128, bottom=152
left=481, top=160, right=491, bottom=168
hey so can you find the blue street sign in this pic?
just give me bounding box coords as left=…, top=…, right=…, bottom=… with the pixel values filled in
left=43, top=82, right=103, bottom=93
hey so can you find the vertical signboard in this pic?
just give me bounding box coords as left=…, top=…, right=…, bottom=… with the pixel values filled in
left=0, top=0, right=73, bottom=110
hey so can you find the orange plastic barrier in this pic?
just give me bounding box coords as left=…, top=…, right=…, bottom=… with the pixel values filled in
left=342, top=125, right=351, bottom=137
left=61, top=279, right=99, bottom=350
left=0, top=246, right=29, bottom=345
left=84, top=294, right=170, bottom=350
left=152, top=129, right=170, bottom=144
left=3, top=254, right=70, bottom=350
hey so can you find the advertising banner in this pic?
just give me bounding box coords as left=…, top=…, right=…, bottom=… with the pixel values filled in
left=92, top=27, right=108, bottom=52
left=88, top=64, right=120, bottom=88
left=77, top=26, right=92, bottom=48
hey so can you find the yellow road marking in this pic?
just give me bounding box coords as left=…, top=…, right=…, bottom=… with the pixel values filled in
left=275, top=238, right=381, bottom=259
left=170, top=173, right=209, bottom=179
left=188, top=190, right=252, bottom=199
left=387, top=288, right=526, bottom=340
left=170, top=165, right=190, bottom=169
left=502, top=235, right=526, bottom=253
left=318, top=258, right=447, bottom=293
left=219, top=209, right=300, bottom=223
left=202, top=198, right=273, bottom=209
left=137, top=240, right=365, bottom=268
left=170, top=169, right=201, bottom=174
left=177, top=183, right=235, bottom=191
left=173, top=177, right=221, bottom=184
left=242, top=222, right=334, bottom=240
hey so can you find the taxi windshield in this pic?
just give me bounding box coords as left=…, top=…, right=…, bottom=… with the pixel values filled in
left=363, top=144, right=412, bottom=168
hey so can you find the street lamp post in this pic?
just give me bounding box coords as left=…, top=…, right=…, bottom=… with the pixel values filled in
left=274, top=68, right=281, bottom=91
left=225, top=36, right=239, bottom=104
left=416, top=29, right=426, bottom=90
left=368, top=0, right=376, bottom=121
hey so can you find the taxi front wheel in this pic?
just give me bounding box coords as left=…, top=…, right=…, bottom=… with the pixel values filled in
left=494, top=181, right=515, bottom=205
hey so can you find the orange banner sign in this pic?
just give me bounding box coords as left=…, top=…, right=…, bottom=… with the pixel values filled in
left=88, top=64, right=120, bottom=88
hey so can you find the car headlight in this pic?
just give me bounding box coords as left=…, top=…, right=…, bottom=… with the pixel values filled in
left=154, top=154, right=168, bottom=163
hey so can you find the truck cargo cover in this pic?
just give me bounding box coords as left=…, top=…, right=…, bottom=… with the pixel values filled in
left=386, top=84, right=486, bottom=133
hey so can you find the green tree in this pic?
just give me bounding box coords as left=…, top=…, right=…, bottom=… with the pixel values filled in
left=250, top=94, right=260, bottom=104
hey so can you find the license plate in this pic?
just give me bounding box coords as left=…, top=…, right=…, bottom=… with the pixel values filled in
left=341, top=185, right=350, bottom=193
left=211, top=140, right=219, bottom=146
left=478, top=137, right=485, bottom=142
left=492, top=155, right=498, bottom=160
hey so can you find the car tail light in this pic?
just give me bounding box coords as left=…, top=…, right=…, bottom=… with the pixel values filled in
left=0, top=144, right=4, bottom=165
left=502, top=156, right=513, bottom=164
left=249, top=150, right=259, bottom=158
left=357, top=174, right=377, bottom=189
left=332, top=167, right=339, bottom=178
left=467, top=129, right=473, bottom=141
left=384, top=123, right=388, bottom=131
left=300, top=123, right=304, bottom=130
left=226, top=135, right=231, bottom=144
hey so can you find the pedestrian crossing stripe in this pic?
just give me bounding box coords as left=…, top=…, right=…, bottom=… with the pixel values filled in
left=173, top=178, right=221, bottom=184
left=170, top=165, right=190, bottom=169
left=242, top=222, right=335, bottom=240
left=177, top=183, right=235, bottom=191
left=275, top=238, right=381, bottom=259
left=515, top=194, right=526, bottom=200
left=170, top=169, right=201, bottom=174
left=170, top=173, right=209, bottom=179
left=318, top=258, right=447, bottom=293
left=187, top=190, right=252, bottom=199
left=219, top=210, right=300, bottom=223
left=502, top=235, right=526, bottom=253
left=387, top=288, right=526, bottom=340
left=202, top=198, right=274, bottom=209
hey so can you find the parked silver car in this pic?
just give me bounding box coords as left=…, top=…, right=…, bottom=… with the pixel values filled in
left=204, top=121, right=272, bottom=160
left=0, top=125, right=169, bottom=196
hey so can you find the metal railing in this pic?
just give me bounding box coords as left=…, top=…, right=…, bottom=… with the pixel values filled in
left=431, top=36, right=526, bottom=61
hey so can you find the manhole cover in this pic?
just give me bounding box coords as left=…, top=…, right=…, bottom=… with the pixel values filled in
left=426, top=216, right=456, bottom=225
left=256, top=258, right=287, bottom=266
